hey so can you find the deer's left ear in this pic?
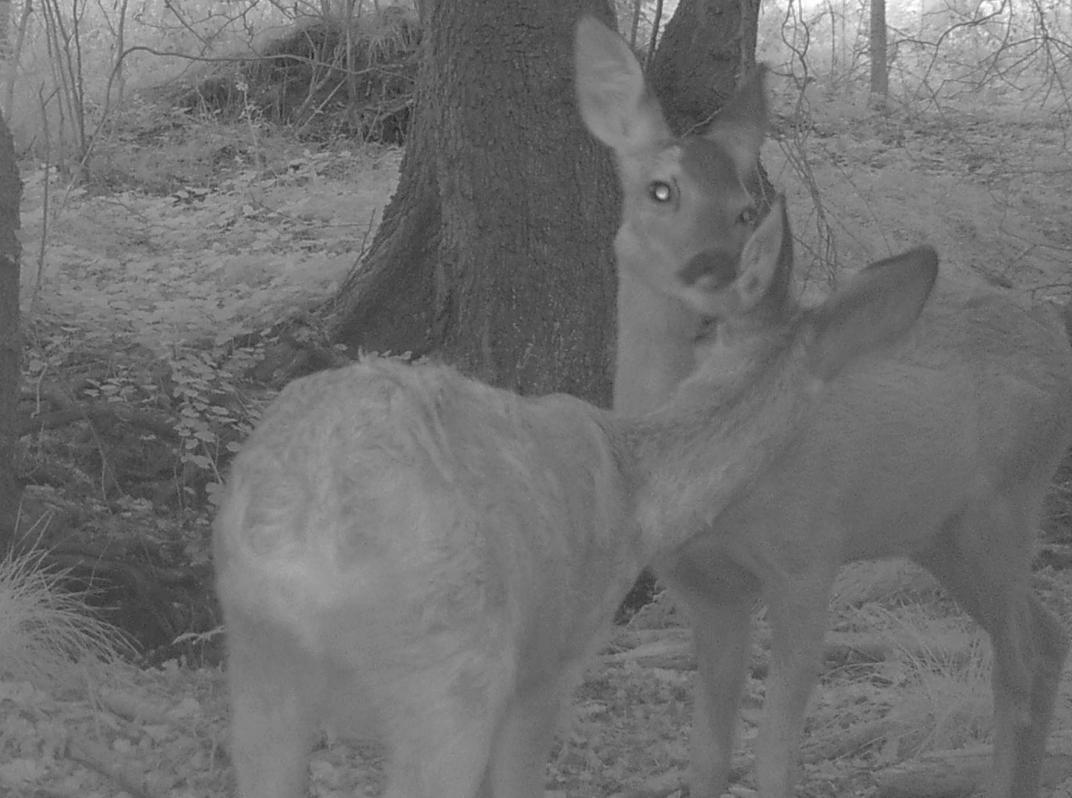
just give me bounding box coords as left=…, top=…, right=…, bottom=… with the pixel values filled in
left=704, top=65, right=768, bottom=178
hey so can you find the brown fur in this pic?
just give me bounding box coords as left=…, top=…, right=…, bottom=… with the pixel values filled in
left=215, top=213, right=936, bottom=798
left=576, top=16, right=1072, bottom=798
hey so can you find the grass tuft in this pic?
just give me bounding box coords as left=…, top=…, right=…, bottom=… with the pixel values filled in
left=0, top=543, right=134, bottom=690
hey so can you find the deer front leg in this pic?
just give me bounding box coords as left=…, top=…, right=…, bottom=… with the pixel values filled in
left=660, top=554, right=759, bottom=798
left=686, top=596, right=752, bottom=798
left=484, top=679, right=566, bottom=798
left=755, top=568, right=837, bottom=797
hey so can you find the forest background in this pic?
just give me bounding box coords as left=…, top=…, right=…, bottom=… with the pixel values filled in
left=1, top=0, right=1072, bottom=796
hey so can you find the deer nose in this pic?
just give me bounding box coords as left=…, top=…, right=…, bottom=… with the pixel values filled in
left=678, top=249, right=738, bottom=289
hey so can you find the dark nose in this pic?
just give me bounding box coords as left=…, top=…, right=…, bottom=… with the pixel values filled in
left=677, top=249, right=737, bottom=288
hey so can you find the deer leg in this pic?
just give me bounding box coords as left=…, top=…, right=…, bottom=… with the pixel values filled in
left=755, top=566, right=838, bottom=798
left=483, top=678, right=566, bottom=798
left=661, top=558, right=758, bottom=798
left=1016, top=594, right=1069, bottom=791
left=226, top=614, right=322, bottom=798
left=381, top=680, right=501, bottom=798
left=684, top=595, right=752, bottom=798
left=915, top=496, right=1068, bottom=798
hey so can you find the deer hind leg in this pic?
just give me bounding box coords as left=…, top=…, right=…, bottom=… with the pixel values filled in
left=225, top=613, right=324, bottom=798
left=379, top=657, right=513, bottom=798
left=381, top=713, right=495, bottom=798
left=914, top=494, right=1069, bottom=798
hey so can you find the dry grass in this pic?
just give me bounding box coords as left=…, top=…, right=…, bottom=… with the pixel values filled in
left=0, top=535, right=134, bottom=691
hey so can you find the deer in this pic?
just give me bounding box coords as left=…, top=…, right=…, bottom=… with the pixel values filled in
left=575, top=14, right=1072, bottom=798
left=213, top=184, right=937, bottom=798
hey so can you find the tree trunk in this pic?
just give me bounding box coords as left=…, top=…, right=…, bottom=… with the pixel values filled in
left=3, top=0, right=32, bottom=121
left=326, top=0, right=619, bottom=404
left=0, top=106, right=21, bottom=551
left=869, top=0, right=889, bottom=105
left=647, top=0, right=762, bottom=136
left=0, top=0, right=11, bottom=60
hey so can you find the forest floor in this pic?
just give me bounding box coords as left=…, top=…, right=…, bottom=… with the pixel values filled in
left=6, top=87, right=1072, bottom=797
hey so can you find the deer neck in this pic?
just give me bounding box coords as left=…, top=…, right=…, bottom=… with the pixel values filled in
left=614, top=269, right=707, bottom=413
left=623, top=323, right=807, bottom=558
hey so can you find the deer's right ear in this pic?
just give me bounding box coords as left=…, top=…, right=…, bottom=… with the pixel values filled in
left=730, top=195, right=790, bottom=313
left=575, top=15, right=671, bottom=153
left=807, top=247, right=938, bottom=382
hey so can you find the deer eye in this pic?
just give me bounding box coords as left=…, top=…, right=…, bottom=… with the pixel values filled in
left=739, top=206, right=758, bottom=225
left=648, top=181, right=674, bottom=203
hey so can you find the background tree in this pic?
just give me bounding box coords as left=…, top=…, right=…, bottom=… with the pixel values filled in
left=647, top=0, right=762, bottom=135
left=870, top=0, right=889, bottom=104
left=0, top=106, right=20, bottom=552
left=324, top=0, right=620, bottom=403
left=0, top=0, right=10, bottom=59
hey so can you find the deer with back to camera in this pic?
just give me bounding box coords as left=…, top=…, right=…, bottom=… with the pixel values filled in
left=575, top=14, right=1072, bottom=798
left=214, top=143, right=937, bottom=798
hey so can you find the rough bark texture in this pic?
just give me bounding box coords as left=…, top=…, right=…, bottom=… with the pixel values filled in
left=0, top=0, right=10, bottom=59
left=327, top=0, right=619, bottom=404
left=327, top=113, right=439, bottom=357
left=0, top=106, right=21, bottom=551
left=647, top=0, right=762, bottom=136
left=869, top=0, right=889, bottom=101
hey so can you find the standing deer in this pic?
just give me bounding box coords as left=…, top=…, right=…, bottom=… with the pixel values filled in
left=576, top=14, right=1072, bottom=798
left=214, top=189, right=936, bottom=798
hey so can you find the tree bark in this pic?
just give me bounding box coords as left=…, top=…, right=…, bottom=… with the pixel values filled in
left=326, top=0, right=619, bottom=403
left=0, top=105, right=21, bottom=551
left=0, top=0, right=11, bottom=60
left=647, top=0, right=762, bottom=136
left=869, top=0, right=889, bottom=105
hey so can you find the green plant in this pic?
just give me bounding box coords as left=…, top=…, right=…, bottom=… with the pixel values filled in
left=169, top=345, right=263, bottom=500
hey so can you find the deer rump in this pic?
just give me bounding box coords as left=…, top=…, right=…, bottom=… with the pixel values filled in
left=214, top=358, right=637, bottom=740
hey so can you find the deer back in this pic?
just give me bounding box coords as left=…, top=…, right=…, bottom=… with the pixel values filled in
left=214, top=358, right=637, bottom=723
left=678, top=274, right=1072, bottom=566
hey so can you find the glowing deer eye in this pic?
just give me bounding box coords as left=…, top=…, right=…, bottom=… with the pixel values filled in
left=649, top=181, right=673, bottom=203
left=739, top=206, right=758, bottom=225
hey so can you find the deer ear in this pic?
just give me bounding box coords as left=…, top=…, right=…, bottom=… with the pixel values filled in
left=575, top=15, right=671, bottom=153
left=705, top=65, right=768, bottom=178
left=729, top=195, right=791, bottom=314
left=807, top=247, right=939, bottom=382
left=674, top=195, right=791, bottom=319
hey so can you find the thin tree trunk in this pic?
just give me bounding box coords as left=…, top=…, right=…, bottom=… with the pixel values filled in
left=4, top=0, right=33, bottom=120
left=0, top=106, right=21, bottom=551
left=113, top=0, right=127, bottom=104
left=325, top=0, right=619, bottom=403
left=646, top=0, right=663, bottom=66
left=628, top=0, right=641, bottom=49
left=0, top=0, right=11, bottom=60
left=870, top=0, right=888, bottom=105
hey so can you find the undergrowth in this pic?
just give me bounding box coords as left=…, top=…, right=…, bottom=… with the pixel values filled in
left=0, top=541, right=133, bottom=689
